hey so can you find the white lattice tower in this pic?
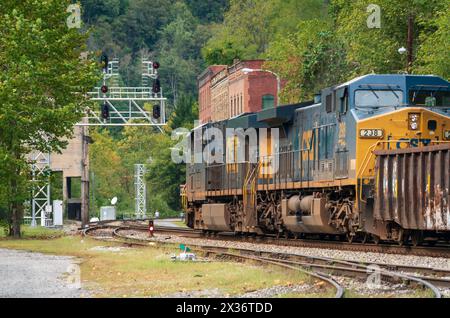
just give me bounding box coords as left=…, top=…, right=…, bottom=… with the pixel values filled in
left=134, top=164, right=147, bottom=219
left=30, top=151, right=51, bottom=227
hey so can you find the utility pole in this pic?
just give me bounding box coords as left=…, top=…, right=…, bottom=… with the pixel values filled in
left=407, top=14, right=414, bottom=73
left=81, top=125, right=90, bottom=228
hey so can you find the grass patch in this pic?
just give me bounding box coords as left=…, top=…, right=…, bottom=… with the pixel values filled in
left=0, top=225, right=65, bottom=239
left=172, top=220, right=188, bottom=228
left=0, top=236, right=325, bottom=298
left=343, top=287, right=435, bottom=298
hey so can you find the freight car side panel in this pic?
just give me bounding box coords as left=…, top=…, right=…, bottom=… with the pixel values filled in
left=374, top=144, right=450, bottom=231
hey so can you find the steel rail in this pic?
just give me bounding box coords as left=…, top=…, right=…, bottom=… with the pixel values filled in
left=109, top=223, right=450, bottom=258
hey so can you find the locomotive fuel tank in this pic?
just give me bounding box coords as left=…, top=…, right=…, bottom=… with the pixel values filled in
left=201, top=203, right=232, bottom=232
left=281, top=196, right=340, bottom=234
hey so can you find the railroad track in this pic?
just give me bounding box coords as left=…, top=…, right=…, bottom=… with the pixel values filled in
left=92, top=222, right=450, bottom=258
left=83, top=224, right=445, bottom=298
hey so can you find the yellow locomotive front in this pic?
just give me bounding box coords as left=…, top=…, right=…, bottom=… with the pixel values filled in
left=355, top=80, right=450, bottom=244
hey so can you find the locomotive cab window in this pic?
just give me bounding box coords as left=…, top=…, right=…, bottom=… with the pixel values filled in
left=409, top=89, right=450, bottom=107
left=355, top=89, right=403, bottom=108
left=337, top=87, right=348, bottom=114
left=325, top=93, right=333, bottom=113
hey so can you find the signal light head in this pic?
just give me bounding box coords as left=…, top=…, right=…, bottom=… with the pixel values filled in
left=153, top=104, right=161, bottom=119
left=152, top=79, right=161, bottom=94
left=100, top=54, right=109, bottom=70
left=101, top=103, right=109, bottom=120
left=101, top=85, right=108, bottom=94
left=153, top=61, right=160, bottom=70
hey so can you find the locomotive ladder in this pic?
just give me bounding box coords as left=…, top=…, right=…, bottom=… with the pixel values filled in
left=242, top=162, right=261, bottom=229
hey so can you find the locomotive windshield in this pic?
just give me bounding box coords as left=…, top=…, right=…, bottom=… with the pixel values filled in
left=409, top=88, right=450, bottom=107
left=355, top=89, right=403, bottom=108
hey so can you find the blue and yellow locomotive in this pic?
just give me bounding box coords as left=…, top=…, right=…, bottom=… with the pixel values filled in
left=183, top=74, right=450, bottom=245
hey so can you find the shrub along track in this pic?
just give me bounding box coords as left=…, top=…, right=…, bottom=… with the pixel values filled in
left=82, top=224, right=445, bottom=298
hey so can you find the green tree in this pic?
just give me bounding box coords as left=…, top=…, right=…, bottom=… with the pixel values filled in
left=203, top=0, right=327, bottom=65
left=146, top=133, right=186, bottom=212
left=331, top=0, right=448, bottom=76
left=168, top=95, right=199, bottom=130
left=89, top=129, right=128, bottom=213
left=156, top=2, right=208, bottom=102
left=0, top=0, right=99, bottom=237
left=185, top=0, right=228, bottom=23
left=414, top=5, right=450, bottom=78
left=265, top=20, right=348, bottom=103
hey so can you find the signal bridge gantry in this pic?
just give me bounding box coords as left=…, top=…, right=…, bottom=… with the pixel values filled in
left=28, top=57, right=166, bottom=228
left=82, top=57, right=167, bottom=129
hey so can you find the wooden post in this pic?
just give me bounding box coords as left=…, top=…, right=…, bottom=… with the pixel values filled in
left=81, top=125, right=90, bottom=227
left=407, top=14, right=414, bottom=73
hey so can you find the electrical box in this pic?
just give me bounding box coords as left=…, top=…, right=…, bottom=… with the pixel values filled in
left=53, top=200, right=63, bottom=226
left=100, top=206, right=116, bottom=221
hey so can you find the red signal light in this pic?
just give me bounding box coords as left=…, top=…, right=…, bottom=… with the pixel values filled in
left=153, top=61, right=160, bottom=69
left=101, top=85, right=108, bottom=94
left=149, top=220, right=155, bottom=237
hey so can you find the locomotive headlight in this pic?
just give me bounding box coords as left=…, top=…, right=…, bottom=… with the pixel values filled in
left=408, top=113, right=420, bottom=130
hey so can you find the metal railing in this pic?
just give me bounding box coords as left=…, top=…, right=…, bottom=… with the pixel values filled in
left=88, top=87, right=165, bottom=100
left=204, top=148, right=314, bottom=194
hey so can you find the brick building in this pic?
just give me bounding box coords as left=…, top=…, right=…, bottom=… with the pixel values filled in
left=228, top=60, right=278, bottom=118
left=210, top=68, right=229, bottom=122
left=198, top=65, right=227, bottom=124
left=198, top=60, right=279, bottom=123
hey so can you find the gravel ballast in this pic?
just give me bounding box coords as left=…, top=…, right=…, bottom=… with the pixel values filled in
left=122, top=231, right=450, bottom=271
left=0, top=248, right=87, bottom=298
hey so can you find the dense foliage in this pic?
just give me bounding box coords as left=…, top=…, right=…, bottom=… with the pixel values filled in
left=0, top=0, right=100, bottom=236
left=205, top=0, right=449, bottom=101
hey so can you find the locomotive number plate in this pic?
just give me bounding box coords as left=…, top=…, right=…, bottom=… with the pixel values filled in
left=359, top=129, right=383, bottom=138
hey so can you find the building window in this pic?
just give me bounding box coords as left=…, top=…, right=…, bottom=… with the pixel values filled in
left=262, top=94, right=275, bottom=110
left=230, top=97, right=233, bottom=116
left=240, top=94, right=243, bottom=113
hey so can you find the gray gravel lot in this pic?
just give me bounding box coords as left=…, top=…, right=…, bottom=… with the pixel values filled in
left=0, top=248, right=86, bottom=298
